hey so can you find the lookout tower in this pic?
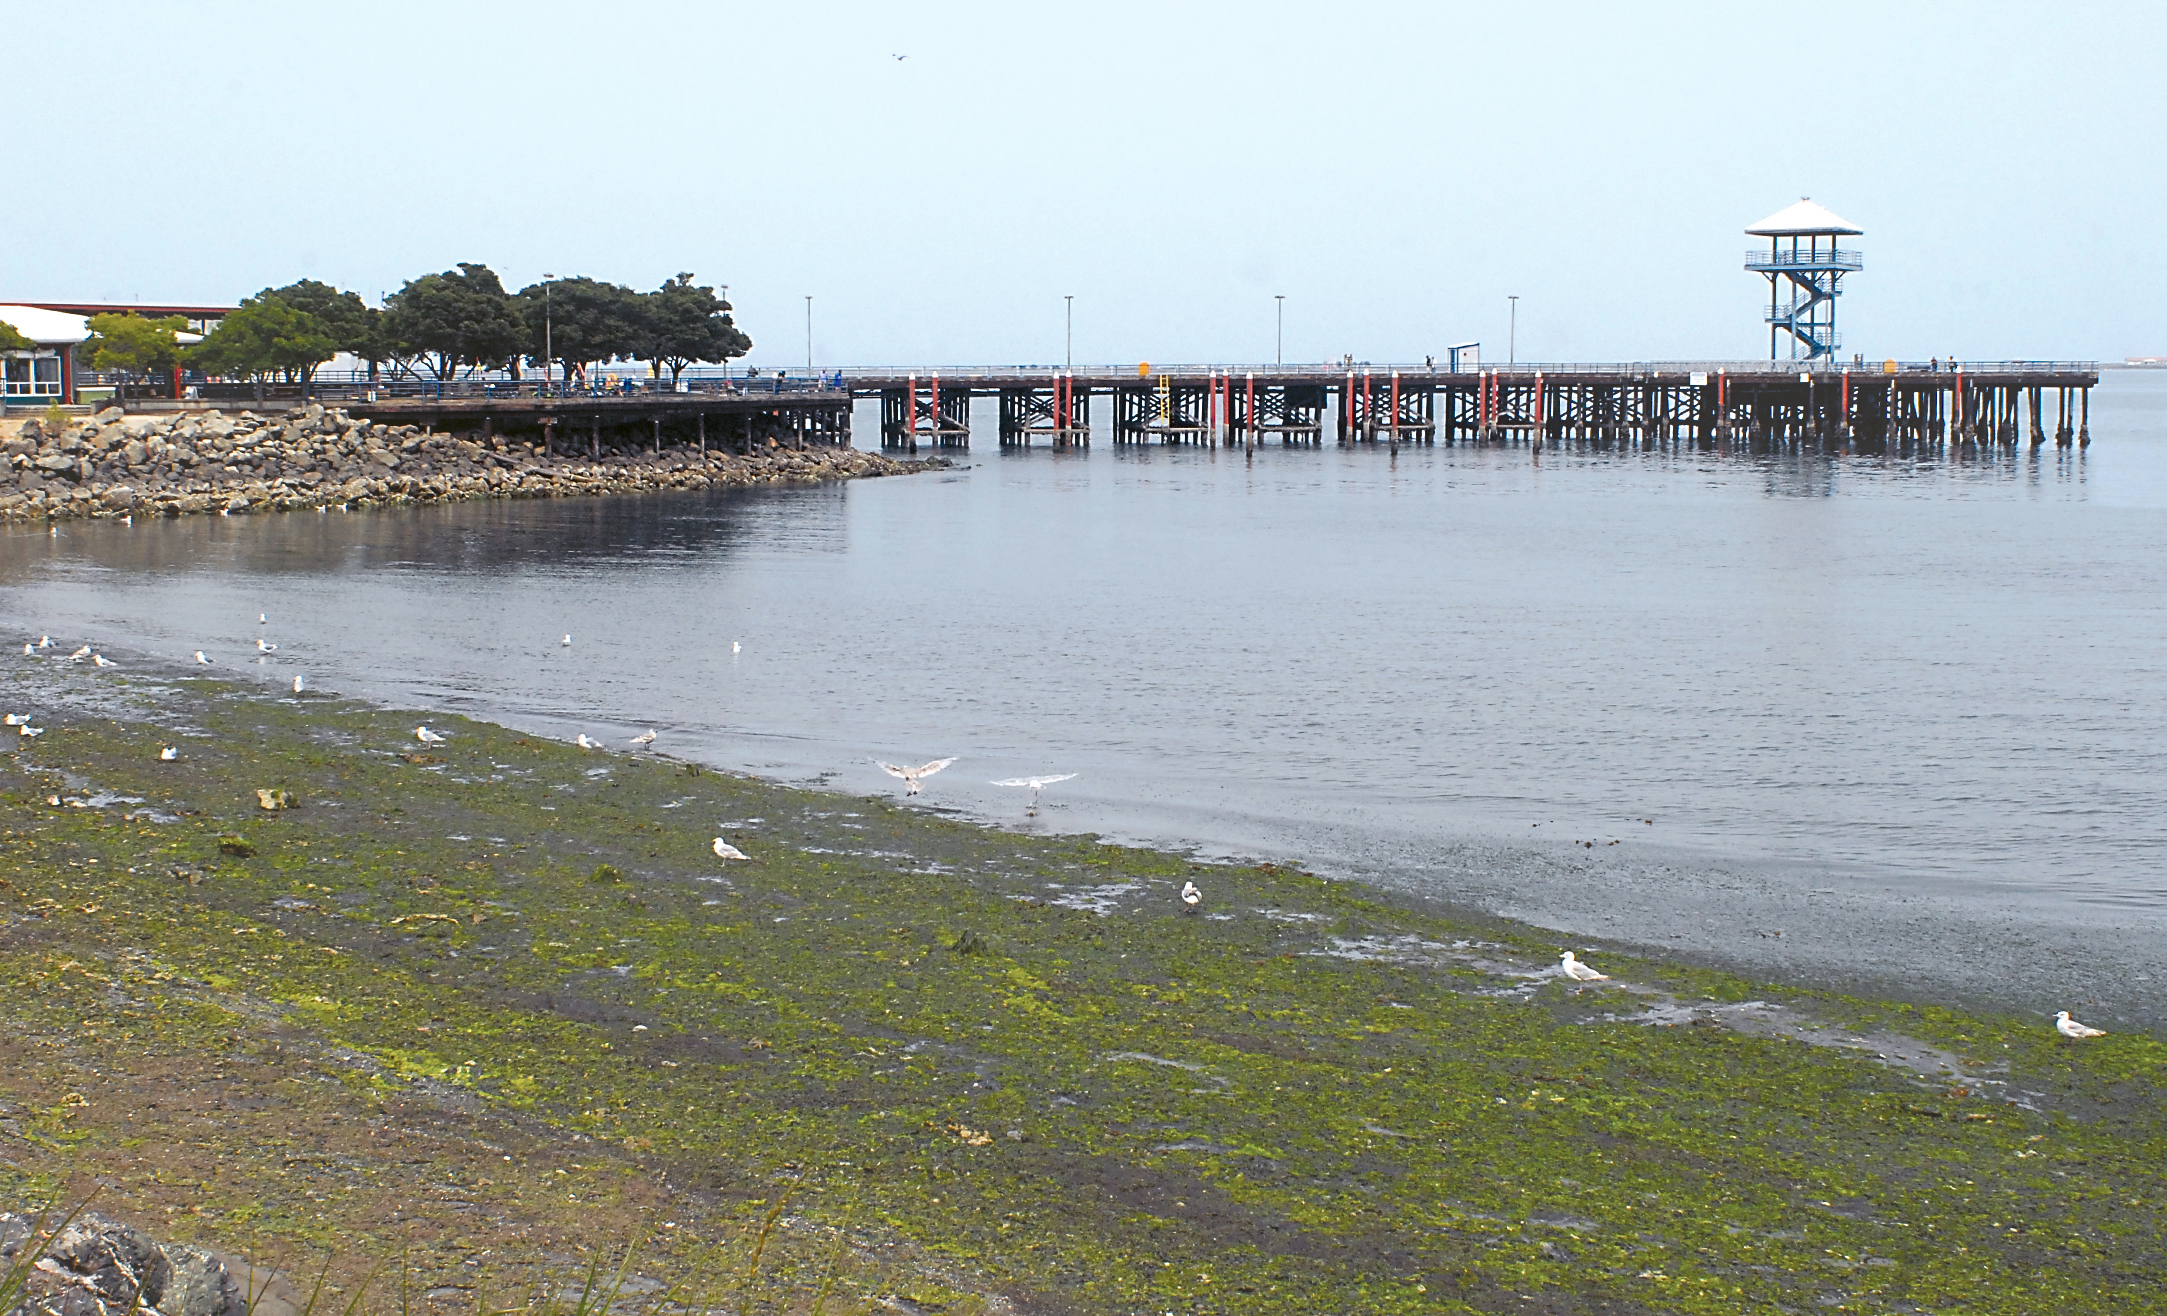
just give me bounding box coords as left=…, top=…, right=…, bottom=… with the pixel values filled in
left=1745, top=198, right=1862, bottom=361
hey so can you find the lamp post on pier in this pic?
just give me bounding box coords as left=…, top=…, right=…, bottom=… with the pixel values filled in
left=1065, top=295, right=1073, bottom=368
left=541, top=274, right=556, bottom=395
left=1276, top=295, right=1284, bottom=365
left=1508, top=296, right=1518, bottom=367
left=805, top=296, right=813, bottom=376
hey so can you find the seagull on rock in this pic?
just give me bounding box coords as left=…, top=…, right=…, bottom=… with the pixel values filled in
left=159, top=746, right=177, bottom=761
left=877, top=757, right=956, bottom=796
left=1560, top=951, right=1610, bottom=982
left=1180, top=880, right=1202, bottom=911
left=630, top=730, right=657, bottom=748
left=712, top=837, right=751, bottom=861
left=414, top=726, right=446, bottom=744
left=194, top=651, right=213, bottom=665
left=992, top=773, right=1076, bottom=816
left=2055, top=1010, right=2106, bottom=1040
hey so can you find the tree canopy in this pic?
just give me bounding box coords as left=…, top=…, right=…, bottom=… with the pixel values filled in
left=635, top=274, right=752, bottom=384
left=513, top=277, right=643, bottom=382
left=188, top=299, right=340, bottom=385
left=382, top=263, right=525, bottom=379
left=259, top=279, right=379, bottom=361
left=0, top=318, right=33, bottom=352
left=83, top=314, right=190, bottom=376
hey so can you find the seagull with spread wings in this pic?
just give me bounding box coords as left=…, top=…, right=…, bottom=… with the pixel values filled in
left=991, top=773, right=1077, bottom=815
left=876, top=757, right=956, bottom=796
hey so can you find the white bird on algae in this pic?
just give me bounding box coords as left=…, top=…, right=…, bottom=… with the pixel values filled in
left=1560, top=951, right=1609, bottom=982
left=2055, top=1010, right=2105, bottom=1040
left=877, top=757, right=956, bottom=796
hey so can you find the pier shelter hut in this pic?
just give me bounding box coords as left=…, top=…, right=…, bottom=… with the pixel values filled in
left=0, top=304, right=88, bottom=407
left=1745, top=198, right=1862, bottom=362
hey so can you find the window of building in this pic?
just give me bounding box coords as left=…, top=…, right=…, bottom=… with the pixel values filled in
left=3, top=353, right=63, bottom=396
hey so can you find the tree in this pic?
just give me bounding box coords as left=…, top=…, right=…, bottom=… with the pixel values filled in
left=634, top=273, right=752, bottom=385
left=82, top=313, right=190, bottom=378
left=188, top=299, right=339, bottom=386
left=514, top=277, right=643, bottom=384
left=0, top=318, right=33, bottom=352
left=381, top=263, right=524, bottom=380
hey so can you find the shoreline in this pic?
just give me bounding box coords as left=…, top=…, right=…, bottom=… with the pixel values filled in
left=0, top=404, right=939, bottom=522
left=1, top=653, right=2160, bottom=1312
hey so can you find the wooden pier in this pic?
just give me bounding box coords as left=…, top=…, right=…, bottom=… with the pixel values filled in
left=845, top=363, right=2099, bottom=454
left=345, top=390, right=853, bottom=456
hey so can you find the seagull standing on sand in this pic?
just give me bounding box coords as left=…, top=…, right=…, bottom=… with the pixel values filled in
left=19, top=644, right=30, bottom=657
left=562, top=634, right=571, bottom=647
left=194, top=651, right=212, bottom=665
left=732, top=641, right=741, bottom=654
left=259, top=614, right=267, bottom=626
left=159, top=746, right=177, bottom=761
left=37, top=637, right=49, bottom=649
left=3, top=715, right=25, bottom=726
left=1560, top=951, right=1610, bottom=982
left=257, top=639, right=276, bottom=653
left=991, top=773, right=1077, bottom=816
left=67, top=645, right=92, bottom=661
left=1180, top=880, right=1202, bottom=911
left=630, top=730, right=657, bottom=748
left=414, top=726, right=446, bottom=744
left=2055, top=1010, right=2106, bottom=1040
left=91, top=654, right=115, bottom=668
left=292, top=675, right=306, bottom=694
left=877, top=757, right=957, bottom=796
left=18, top=725, right=42, bottom=739
left=712, top=837, right=751, bottom=861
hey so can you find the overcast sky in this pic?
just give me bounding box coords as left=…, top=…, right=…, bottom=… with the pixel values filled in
left=7, top=2, right=2158, bottom=366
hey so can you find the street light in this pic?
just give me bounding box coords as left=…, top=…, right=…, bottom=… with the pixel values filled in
left=1276, top=295, right=1285, bottom=365
left=541, top=273, right=556, bottom=395
left=1508, top=295, right=1519, bottom=367
left=1065, top=295, right=1073, bottom=368
left=805, top=296, right=813, bottom=375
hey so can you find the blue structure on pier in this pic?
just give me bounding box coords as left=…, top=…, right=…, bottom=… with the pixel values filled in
left=1745, top=198, right=1861, bottom=361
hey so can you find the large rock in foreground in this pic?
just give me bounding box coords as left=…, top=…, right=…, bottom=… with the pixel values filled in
left=0, top=1211, right=273, bottom=1316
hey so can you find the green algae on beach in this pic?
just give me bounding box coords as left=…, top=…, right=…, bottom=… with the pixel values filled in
left=0, top=667, right=2161, bottom=1313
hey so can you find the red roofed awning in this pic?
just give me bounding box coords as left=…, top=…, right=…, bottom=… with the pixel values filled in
left=15, top=302, right=237, bottom=319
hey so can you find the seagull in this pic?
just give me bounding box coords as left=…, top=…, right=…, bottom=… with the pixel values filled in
left=630, top=730, right=657, bottom=747
left=562, top=634, right=572, bottom=646
left=2055, top=1010, right=2106, bottom=1040
left=37, top=637, right=49, bottom=649
left=257, top=639, right=277, bottom=653
left=194, top=651, right=212, bottom=664
left=258, top=614, right=267, bottom=625
left=414, top=725, right=446, bottom=744
left=991, top=773, right=1077, bottom=815
left=159, top=746, right=177, bottom=761
left=877, top=757, right=957, bottom=796
left=712, top=837, right=751, bottom=861
left=892, top=53, right=907, bottom=60
left=732, top=641, right=741, bottom=654
left=292, top=675, right=306, bottom=693
left=1180, top=880, right=1202, bottom=910
left=18, top=725, right=42, bottom=738
left=576, top=734, right=598, bottom=749
left=1560, top=951, right=1609, bottom=982
left=67, top=645, right=92, bottom=660
left=91, top=654, right=115, bottom=667
left=19, top=644, right=31, bottom=656
left=3, top=714, right=24, bottom=725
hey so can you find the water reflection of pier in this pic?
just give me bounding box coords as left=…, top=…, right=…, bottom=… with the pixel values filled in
left=843, top=362, right=2098, bottom=455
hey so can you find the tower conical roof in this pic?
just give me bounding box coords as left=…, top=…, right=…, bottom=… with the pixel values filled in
left=1745, top=198, right=1862, bottom=237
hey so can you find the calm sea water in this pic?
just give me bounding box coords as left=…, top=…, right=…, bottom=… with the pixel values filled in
left=8, top=371, right=2167, bottom=1018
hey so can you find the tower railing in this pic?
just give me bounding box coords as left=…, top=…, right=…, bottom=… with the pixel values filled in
left=1745, top=248, right=1863, bottom=270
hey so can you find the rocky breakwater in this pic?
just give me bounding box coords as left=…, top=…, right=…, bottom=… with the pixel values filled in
left=0, top=406, right=935, bottom=522
left=0, top=1209, right=290, bottom=1316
